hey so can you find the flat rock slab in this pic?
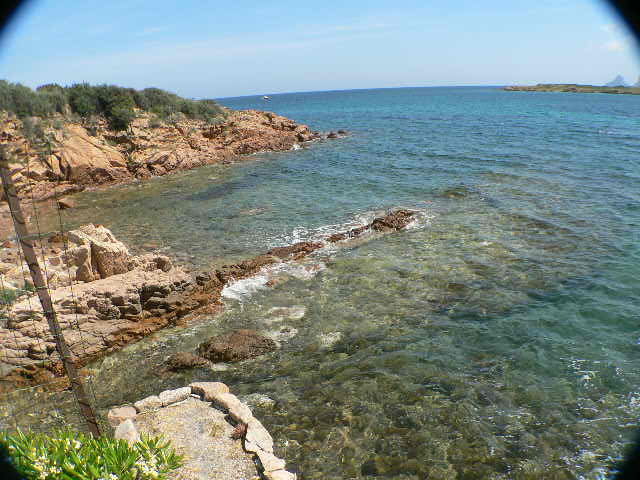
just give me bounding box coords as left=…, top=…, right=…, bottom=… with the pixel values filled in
left=135, top=396, right=258, bottom=480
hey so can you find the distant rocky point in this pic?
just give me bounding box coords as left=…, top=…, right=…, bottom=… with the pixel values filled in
left=503, top=83, right=640, bottom=95
left=604, top=75, right=629, bottom=87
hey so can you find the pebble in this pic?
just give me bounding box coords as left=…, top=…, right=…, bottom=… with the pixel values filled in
left=114, top=419, right=140, bottom=445
left=190, top=381, right=230, bottom=401
left=159, top=387, right=191, bottom=406
left=134, top=395, right=163, bottom=413
left=107, top=406, right=137, bottom=427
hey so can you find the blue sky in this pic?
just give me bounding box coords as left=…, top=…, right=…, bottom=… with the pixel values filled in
left=0, top=0, right=639, bottom=98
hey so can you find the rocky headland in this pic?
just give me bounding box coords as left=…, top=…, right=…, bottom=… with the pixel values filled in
left=0, top=109, right=347, bottom=239
left=0, top=209, right=415, bottom=390
left=504, top=83, right=640, bottom=95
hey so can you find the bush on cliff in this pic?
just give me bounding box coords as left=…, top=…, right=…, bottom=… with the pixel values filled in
left=0, top=80, right=61, bottom=117
left=67, top=83, right=99, bottom=117
left=1, top=428, right=183, bottom=480
left=0, top=80, right=227, bottom=131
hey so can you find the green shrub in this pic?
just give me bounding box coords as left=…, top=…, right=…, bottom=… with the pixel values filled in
left=0, top=80, right=58, bottom=118
left=107, top=104, right=135, bottom=131
left=0, top=288, right=20, bottom=307
left=148, top=116, right=164, bottom=129
left=1, top=428, right=183, bottom=480
left=20, top=117, right=46, bottom=145
left=0, top=80, right=226, bottom=128
left=67, top=83, right=99, bottom=118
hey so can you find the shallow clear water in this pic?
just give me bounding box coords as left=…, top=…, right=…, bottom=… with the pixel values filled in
left=26, top=87, right=640, bottom=478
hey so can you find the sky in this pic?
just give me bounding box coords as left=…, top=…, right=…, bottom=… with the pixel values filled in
left=0, top=0, right=639, bottom=98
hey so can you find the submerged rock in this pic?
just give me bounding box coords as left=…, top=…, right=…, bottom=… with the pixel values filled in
left=198, top=329, right=277, bottom=363
left=439, top=184, right=474, bottom=199
left=56, top=197, right=75, bottom=210
left=242, top=393, right=276, bottom=410
left=165, top=352, right=209, bottom=371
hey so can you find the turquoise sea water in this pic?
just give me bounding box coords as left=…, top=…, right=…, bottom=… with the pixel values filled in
left=25, top=87, right=640, bottom=478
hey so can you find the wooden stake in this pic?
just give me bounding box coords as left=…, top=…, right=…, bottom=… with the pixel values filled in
left=0, top=151, right=101, bottom=437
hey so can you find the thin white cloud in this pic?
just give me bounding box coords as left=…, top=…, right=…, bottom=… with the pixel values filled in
left=137, top=26, right=168, bottom=37
left=39, top=18, right=397, bottom=77
left=600, top=23, right=616, bottom=35
left=603, top=39, right=625, bottom=52
left=598, top=20, right=636, bottom=54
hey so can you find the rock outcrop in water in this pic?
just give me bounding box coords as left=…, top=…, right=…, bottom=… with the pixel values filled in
left=0, top=209, right=415, bottom=389
left=327, top=209, right=415, bottom=242
left=164, top=352, right=210, bottom=371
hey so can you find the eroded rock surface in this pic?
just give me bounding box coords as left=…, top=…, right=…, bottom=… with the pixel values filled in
left=0, top=224, right=194, bottom=384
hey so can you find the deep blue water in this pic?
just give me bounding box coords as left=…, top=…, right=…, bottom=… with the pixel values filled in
left=29, top=87, right=640, bottom=478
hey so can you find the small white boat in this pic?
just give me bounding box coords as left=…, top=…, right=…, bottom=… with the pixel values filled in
left=263, top=95, right=271, bottom=101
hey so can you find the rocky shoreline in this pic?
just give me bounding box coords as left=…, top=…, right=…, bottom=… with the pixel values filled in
left=0, top=108, right=347, bottom=240
left=504, top=84, right=640, bottom=95
left=0, top=209, right=415, bottom=390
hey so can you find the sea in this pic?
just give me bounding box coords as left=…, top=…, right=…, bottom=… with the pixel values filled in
left=18, top=87, right=640, bottom=479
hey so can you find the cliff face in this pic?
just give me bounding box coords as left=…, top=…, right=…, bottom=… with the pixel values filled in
left=0, top=109, right=325, bottom=203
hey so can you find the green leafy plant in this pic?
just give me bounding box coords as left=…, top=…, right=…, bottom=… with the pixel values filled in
left=1, top=428, right=183, bottom=480
left=0, top=288, right=20, bottom=307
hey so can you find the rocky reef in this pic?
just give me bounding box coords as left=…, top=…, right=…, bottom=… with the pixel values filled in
left=0, top=209, right=414, bottom=389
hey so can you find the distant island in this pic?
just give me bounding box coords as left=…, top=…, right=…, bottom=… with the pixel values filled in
left=504, top=83, right=640, bottom=95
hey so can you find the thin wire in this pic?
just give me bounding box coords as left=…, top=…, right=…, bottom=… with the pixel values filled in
left=6, top=210, right=50, bottom=372
left=0, top=274, right=26, bottom=380
left=47, top=134, right=101, bottom=411
left=19, top=142, right=54, bottom=371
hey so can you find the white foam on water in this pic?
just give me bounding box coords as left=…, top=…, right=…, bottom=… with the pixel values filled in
left=221, top=260, right=327, bottom=302
left=223, top=206, right=434, bottom=302
left=221, top=271, right=270, bottom=301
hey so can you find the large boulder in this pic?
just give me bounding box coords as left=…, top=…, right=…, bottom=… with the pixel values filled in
left=65, top=224, right=131, bottom=281
left=54, top=124, right=130, bottom=184
left=198, top=330, right=277, bottom=363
